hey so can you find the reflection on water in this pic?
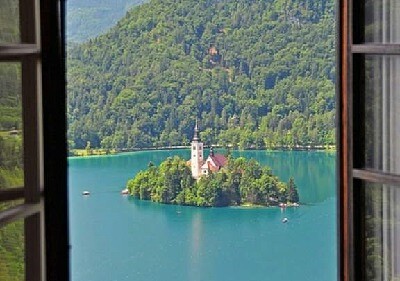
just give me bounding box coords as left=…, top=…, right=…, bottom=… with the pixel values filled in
left=189, top=212, right=202, bottom=281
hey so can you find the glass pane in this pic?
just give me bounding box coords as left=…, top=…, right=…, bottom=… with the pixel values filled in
left=0, top=218, right=24, bottom=281
left=365, top=0, right=400, bottom=43
left=364, top=182, right=400, bottom=281
left=364, top=55, right=400, bottom=174
left=0, top=63, right=24, bottom=189
left=0, top=0, right=20, bottom=43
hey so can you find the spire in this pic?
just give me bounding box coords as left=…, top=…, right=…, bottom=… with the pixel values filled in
left=210, top=146, right=214, bottom=157
left=193, top=118, right=200, bottom=141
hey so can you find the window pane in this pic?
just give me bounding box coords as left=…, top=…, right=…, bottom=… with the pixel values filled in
left=364, top=182, right=400, bottom=281
left=365, top=0, right=400, bottom=43
left=0, top=63, right=24, bottom=189
left=0, top=0, right=20, bottom=43
left=364, top=55, right=400, bottom=174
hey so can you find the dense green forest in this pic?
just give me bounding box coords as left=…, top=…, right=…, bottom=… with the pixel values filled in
left=67, top=0, right=146, bottom=43
left=0, top=63, right=22, bottom=131
left=0, top=0, right=19, bottom=44
left=127, top=156, right=299, bottom=207
left=0, top=2, right=24, bottom=279
left=0, top=136, right=23, bottom=189
left=67, top=0, right=336, bottom=150
left=0, top=134, right=24, bottom=281
left=0, top=1, right=25, bottom=188
left=0, top=0, right=22, bottom=132
left=0, top=212, right=24, bottom=281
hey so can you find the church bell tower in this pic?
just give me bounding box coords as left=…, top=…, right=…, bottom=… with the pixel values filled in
left=191, top=120, right=203, bottom=179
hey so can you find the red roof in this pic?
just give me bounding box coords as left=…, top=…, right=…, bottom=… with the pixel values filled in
left=209, top=154, right=227, bottom=168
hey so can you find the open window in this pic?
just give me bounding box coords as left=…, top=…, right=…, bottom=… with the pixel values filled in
left=340, top=0, right=400, bottom=280
left=2, top=0, right=400, bottom=280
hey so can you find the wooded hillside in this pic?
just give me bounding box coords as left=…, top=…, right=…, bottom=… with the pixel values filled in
left=67, top=0, right=336, bottom=150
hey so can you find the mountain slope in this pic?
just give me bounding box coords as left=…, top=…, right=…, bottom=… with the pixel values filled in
left=67, top=0, right=336, bottom=149
left=67, top=0, right=146, bottom=43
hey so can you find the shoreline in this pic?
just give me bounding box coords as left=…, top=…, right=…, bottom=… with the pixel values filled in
left=69, top=145, right=336, bottom=158
left=126, top=196, right=301, bottom=209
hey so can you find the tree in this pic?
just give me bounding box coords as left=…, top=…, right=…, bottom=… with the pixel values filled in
left=287, top=177, right=300, bottom=203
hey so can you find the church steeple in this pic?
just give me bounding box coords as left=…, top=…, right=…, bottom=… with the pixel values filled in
left=193, top=119, right=200, bottom=141
left=191, top=119, right=203, bottom=179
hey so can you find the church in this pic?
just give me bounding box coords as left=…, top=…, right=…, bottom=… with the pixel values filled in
left=189, top=121, right=227, bottom=179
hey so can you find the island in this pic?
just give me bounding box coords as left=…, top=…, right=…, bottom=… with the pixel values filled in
left=126, top=155, right=299, bottom=207
left=126, top=123, right=299, bottom=207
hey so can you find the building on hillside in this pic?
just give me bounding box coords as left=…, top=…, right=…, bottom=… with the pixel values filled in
left=189, top=121, right=227, bottom=179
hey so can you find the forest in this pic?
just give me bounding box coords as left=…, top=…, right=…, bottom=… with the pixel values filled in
left=67, top=0, right=336, bottom=151
left=126, top=156, right=299, bottom=207
left=0, top=1, right=24, bottom=280
left=0, top=135, right=24, bottom=281
left=0, top=63, right=22, bottom=132
left=0, top=0, right=22, bottom=133
left=67, top=0, right=145, bottom=43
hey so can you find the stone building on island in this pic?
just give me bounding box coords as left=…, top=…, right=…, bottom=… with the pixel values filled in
left=189, top=121, right=227, bottom=179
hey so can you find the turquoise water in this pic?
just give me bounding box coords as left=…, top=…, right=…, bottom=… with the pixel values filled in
left=69, top=150, right=337, bottom=281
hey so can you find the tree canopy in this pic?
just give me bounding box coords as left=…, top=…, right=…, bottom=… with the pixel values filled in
left=67, top=0, right=336, bottom=150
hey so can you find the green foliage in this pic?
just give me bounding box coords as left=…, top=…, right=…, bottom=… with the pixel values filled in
left=127, top=156, right=194, bottom=203
left=0, top=219, right=24, bottom=281
left=126, top=155, right=300, bottom=207
left=0, top=0, right=19, bottom=43
left=0, top=4, right=24, bottom=279
left=0, top=63, right=22, bottom=131
left=67, top=0, right=336, bottom=150
left=0, top=135, right=23, bottom=189
left=287, top=177, right=300, bottom=203
left=0, top=4, right=22, bottom=131
left=0, top=136, right=24, bottom=280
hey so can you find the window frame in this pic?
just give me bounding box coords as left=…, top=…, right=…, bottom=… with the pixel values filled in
left=340, top=0, right=400, bottom=280
left=0, top=0, right=68, bottom=280
left=6, top=0, right=393, bottom=280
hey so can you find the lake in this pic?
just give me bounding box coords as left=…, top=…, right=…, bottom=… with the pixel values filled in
left=69, top=150, right=337, bottom=281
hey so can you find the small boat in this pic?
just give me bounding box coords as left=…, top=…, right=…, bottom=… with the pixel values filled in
left=121, top=188, right=129, bottom=195
left=293, top=203, right=300, bottom=207
left=282, top=218, right=288, bottom=223
left=82, top=191, right=90, bottom=196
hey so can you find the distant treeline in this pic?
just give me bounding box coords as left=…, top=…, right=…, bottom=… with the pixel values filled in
left=67, top=0, right=336, bottom=150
